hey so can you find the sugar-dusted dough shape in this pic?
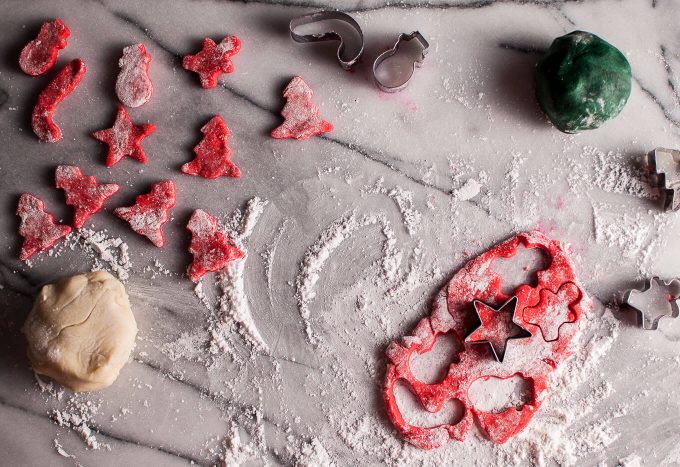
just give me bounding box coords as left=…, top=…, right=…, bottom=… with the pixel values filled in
left=22, top=271, right=137, bottom=392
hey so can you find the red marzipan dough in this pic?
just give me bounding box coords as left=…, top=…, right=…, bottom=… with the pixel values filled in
left=271, top=76, right=333, bottom=140
left=19, top=19, right=70, bottom=76
left=182, top=115, right=240, bottom=179
left=92, top=106, right=156, bottom=167
left=55, top=165, right=120, bottom=228
left=384, top=231, right=590, bottom=449
left=31, top=59, right=86, bottom=143
left=115, top=43, right=153, bottom=108
left=182, top=36, right=241, bottom=89
left=186, top=209, right=244, bottom=283
left=16, top=193, right=71, bottom=261
left=114, top=180, right=175, bottom=247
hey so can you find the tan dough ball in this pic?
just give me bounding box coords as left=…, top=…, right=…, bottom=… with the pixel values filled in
left=22, top=271, right=137, bottom=392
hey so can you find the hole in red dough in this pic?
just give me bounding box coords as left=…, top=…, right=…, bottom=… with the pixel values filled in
left=468, top=375, right=533, bottom=413
left=409, top=332, right=461, bottom=385
left=394, top=380, right=464, bottom=428
left=492, top=245, right=550, bottom=296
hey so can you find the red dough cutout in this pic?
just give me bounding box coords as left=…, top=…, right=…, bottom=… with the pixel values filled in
left=32, top=59, right=86, bottom=143
left=19, top=19, right=70, bottom=76
left=91, top=106, right=156, bottom=167
left=384, top=231, right=590, bottom=449
left=186, top=209, right=244, bottom=283
left=115, top=43, right=153, bottom=108
left=182, top=115, right=240, bottom=179
left=182, top=36, right=241, bottom=89
left=114, top=180, right=175, bottom=247
left=271, top=76, right=333, bottom=140
left=55, top=165, right=120, bottom=228
left=16, top=193, right=71, bottom=261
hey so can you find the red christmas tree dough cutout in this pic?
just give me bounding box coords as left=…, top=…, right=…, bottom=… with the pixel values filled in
left=16, top=193, right=71, bottom=261
left=114, top=180, right=175, bottom=247
left=115, top=43, right=153, bottom=108
left=92, top=106, right=156, bottom=167
left=182, top=115, right=240, bottom=179
left=32, top=59, right=86, bottom=143
left=55, top=165, right=120, bottom=228
left=182, top=36, right=241, bottom=89
left=384, top=231, right=590, bottom=449
left=19, top=19, right=70, bottom=76
left=186, top=209, right=244, bottom=283
left=271, top=76, right=333, bottom=140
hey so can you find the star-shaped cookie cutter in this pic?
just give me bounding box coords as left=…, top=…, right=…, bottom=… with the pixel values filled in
left=648, top=147, right=680, bottom=212
left=289, top=11, right=364, bottom=70
left=372, top=31, right=429, bottom=93
left=622, top=276, right=680, bottom=330
left=465, top=296, right=532, bottom=363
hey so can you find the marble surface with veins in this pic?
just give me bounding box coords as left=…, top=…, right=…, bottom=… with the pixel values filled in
left=2, top=0, right=680, bottom=465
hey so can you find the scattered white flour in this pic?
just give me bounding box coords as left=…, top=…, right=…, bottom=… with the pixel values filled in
left=218, top=425, right=258, bottom=466
left=453, top=178, right=482, bottom=201
left=61, top=229, right=132, bottom=281
left=53, top=439, right=74, bottom=458
left=295, top=212, right=403, bottom=342
left=365, top=178, right=422, bottom=235
left=296, top=438, right=335, bottom=467
left=52, top=399, right=109, bottom=451
left=218, top=197, right=269, bottom=352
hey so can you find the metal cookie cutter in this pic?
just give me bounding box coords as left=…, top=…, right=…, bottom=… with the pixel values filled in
left=648, top=148, right=680, bottom=211
left=465, top=296, right=532, bottom=363
left=289, top=11, right=364, bottom=70
left=373, top=31, right=429, bottom=92
left=623, top=276, right=680, bottom=330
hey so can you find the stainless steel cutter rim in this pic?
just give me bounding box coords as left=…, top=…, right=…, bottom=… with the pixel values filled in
left=372, top=31, right=430, bottom=93
left=648, top=147, right=680, bottom=212
left=622, top=276, right=680, bottom=330
left=464, top=296, right=532, bottom=363
left=289, top=11, right=364, bottom=70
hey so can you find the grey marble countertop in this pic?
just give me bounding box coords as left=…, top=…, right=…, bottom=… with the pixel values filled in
left=2, top=0, right=680, bottom=466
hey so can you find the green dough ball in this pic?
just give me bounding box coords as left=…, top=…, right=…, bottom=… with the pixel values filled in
left=535, top=30, right=632, bottom=133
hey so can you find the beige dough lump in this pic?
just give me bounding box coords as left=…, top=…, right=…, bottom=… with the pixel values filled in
left=22, top=271, right=137, bottom=392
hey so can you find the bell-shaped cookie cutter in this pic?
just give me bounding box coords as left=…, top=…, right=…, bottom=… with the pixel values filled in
left=373, top=31, right=429, bottom=92
left=289, top=11, right=364, bottom=70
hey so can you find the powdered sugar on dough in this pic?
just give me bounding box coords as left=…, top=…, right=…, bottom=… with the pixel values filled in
left=384, top=231, right=590, bottom=448
left=19, top=19, right=70, bottom=76
left=114, top=180, right=175, bottom=247
left=115, top=43, right=152, bottom=108
left=55, top=165, right=119, bottom=228
left=182, top=36, right=241, bottom=89
left=271, top=76, right=333, bottom=140
left=16, top=193, right=71, bottom=261
left=31, top=59, right=86, bottom=142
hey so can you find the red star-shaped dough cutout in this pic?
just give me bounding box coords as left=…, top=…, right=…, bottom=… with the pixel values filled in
left=182, top=115, right=240, bottom=179
left=271, top=76, right=333, bottom=140
left=465, top=297, right=531, bottom=362
left=55, top=165, right=119, bottom=228
left=16, top=193, right=71, bottom=261
left=186, top=209, right=244, bottom=282
left=114, top=180, right=175, bottom=247
left=523, top=283, right=580, bottom=341
left=92, top=106, right=156, bottom=167
left=182, top=36, right=241, bottom=89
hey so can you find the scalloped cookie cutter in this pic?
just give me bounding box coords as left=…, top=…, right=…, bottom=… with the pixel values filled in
left=289, top=11, right=364, bottom=70
left=373, top=31, right=429, bottom=92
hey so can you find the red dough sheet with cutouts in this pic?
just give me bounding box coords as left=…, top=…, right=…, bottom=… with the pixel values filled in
left=384, top=231, right=590, bottom=449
